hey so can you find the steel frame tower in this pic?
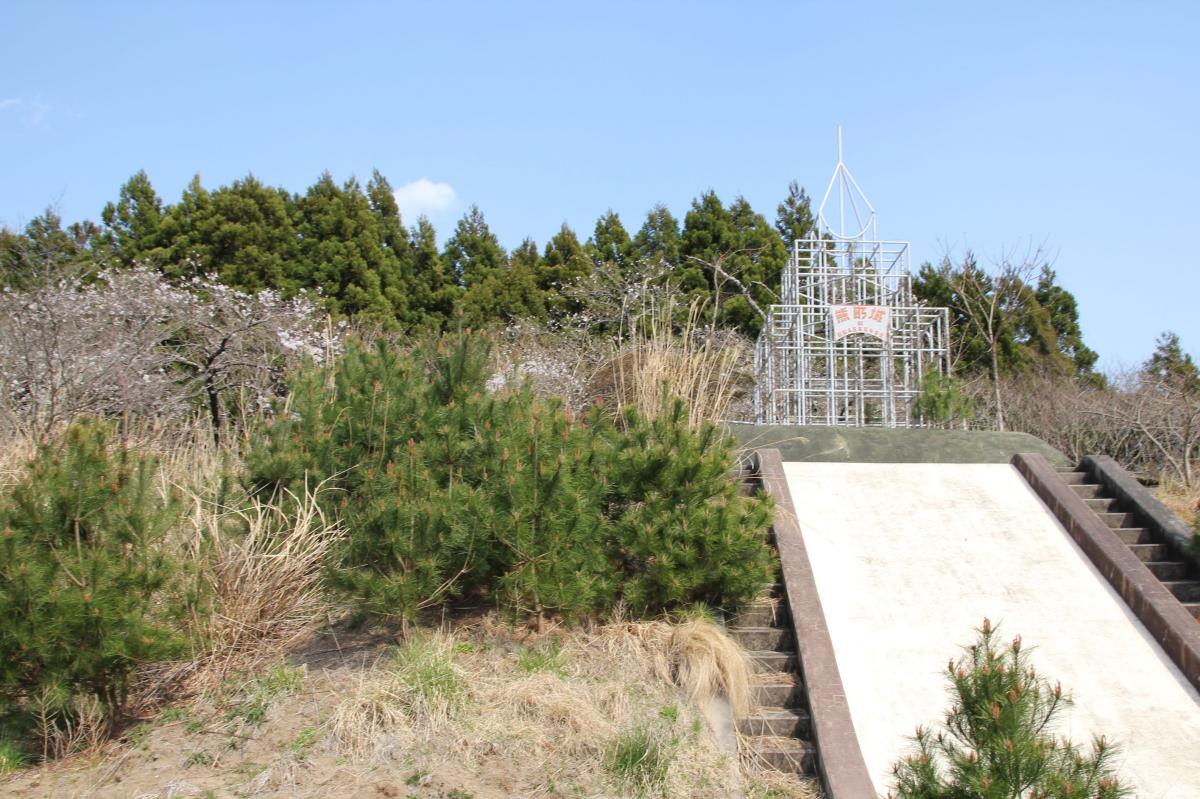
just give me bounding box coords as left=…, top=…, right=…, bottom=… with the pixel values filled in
left=754, top=133, right=951, bottom=427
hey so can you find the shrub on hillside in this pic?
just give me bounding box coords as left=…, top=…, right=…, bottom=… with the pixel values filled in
left=890, top=619, right=1129, bottom=799
left=245, top=332, right=774, bottom=622
left=0, top=421, right=187, bottom=751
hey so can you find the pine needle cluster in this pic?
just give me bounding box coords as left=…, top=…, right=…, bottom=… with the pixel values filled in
left=890, top=619, right=1130, bottom=799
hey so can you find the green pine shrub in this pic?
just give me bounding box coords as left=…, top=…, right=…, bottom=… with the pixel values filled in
left=915, top=371, right=975, bottom=428
left=890, top=619, right=1130, bottom=799
left=245, top=332, right=774, bottom=622
left=0, top=421, right=187, bottom=744
left=597, top=398, right=775, bottom=614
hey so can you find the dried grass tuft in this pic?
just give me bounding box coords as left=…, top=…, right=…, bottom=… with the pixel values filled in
left=327, top=633, right=466, bottom=758
left=133, top=478, right=342, bottom=710
left=326, top=664, right=413, bottom=759
left=594, top=617, right=752, bottom=716
left=606, top=298, right=745, bottom=428
left=193, top=481, right=342, bottom=691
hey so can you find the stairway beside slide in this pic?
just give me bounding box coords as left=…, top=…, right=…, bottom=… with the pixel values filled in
left=727, top=580, right=816, bottom=775
left=1057, top=466, right=1200, bottom=620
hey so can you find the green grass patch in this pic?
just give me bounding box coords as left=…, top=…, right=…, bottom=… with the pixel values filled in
left=290, top=726, right=320, bottom=760
left=517, top=640, right=566, bottom=674
left=392, top=637, right=466, bottom=710
left=0, top=739, right=27, bottom=774
left=605, top=725, right=673, bottom=796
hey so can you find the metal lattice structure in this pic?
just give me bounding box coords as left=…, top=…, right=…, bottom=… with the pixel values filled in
left=754, top=133, right=950, bottom=427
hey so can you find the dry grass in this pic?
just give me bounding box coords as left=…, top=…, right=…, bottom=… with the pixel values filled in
left=130, top=477, right=343, bottom=713
left=189, top=481, right=344, bottom=693
left=1, top=614, right=820, bottom=798
left=321, top=616, right=768, bottom=797
left=1154, top=475, right=1200, bottom=526
left=606, top=298, right=746, bottom=428
left=594, top=617, right=753, bottom=717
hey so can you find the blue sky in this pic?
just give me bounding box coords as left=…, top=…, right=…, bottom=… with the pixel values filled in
left=3, top=1, right=1197, bottom=370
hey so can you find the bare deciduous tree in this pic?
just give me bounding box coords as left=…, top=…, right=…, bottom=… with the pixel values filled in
left=0, top=266, right=336, bottom=440
left=939, top=248, right=1041, bottom=431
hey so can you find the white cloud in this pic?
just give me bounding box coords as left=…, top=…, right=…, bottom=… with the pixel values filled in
left=393, top=178, right=457, bottom=221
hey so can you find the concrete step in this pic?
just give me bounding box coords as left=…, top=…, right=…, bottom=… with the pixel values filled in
left=1113, top=527, right=1153, bottom=545
left=1146, top=561, right=1190, bottom=581
left=749, top=650, right=798, bottom=673
left=1164, top=581, right=1200, bottom=603
left=751, top=675, right=805, bottom=708
left=1084, top=497, right=1120, bottom=513
left=1058, top=471, right=1090, bottom=484
left=730, top=626, right=793, bottom=652
left=1070, top=483, right=1104, bottom=499
left=1098, top=511, right=1139, bottom=529
left=739, top=706, right=812, bottom=738
left=730, top=600, right=790, bottom=629
left=742, top=735, right=816, bottom=774
left=1130, top=543, right=1167, bottom=562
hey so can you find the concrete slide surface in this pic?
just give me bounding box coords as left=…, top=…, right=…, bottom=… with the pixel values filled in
left=783, top=462, right=1200, bottom=798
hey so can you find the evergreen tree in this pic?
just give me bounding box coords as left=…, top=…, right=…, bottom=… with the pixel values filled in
left=1034, top=268, right=1098, bottom=379
left=366, top=170, right=416, bottom=325
left=100, top=170, right=165, bottom=264
left=679, top=192, right=785, bottom=335
left=0, top=210, right=94, bottom=288
left=539, top=223, right=591, bottom=315
left=1144, top=331, right=1199, bottom=391
left=775, top=180, right=815, bottom=250
left=891, top=620, right=1128, bottom=799
left=634, top=203, right=682, bottom=270
left=587, top=210, right=637, bottom=275
left=409, top=216, right=459, bottom=327
left=595, top=398, right=775, bottom=613
left=0, top=422, right=186, bottom=732
left=442, top=205, right=507, bottom=289
left=678, top=191, right=734, bottom=301
left=294, top=172, right=403, bottom=321
left=725, top=196, right=787, bottom=334
left=159, top=174, right=302, bottom=291
left=460, top=236, right=545, bottom=325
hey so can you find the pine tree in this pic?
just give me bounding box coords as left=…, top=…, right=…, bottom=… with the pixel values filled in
left=1034, top=268, right=1099, bottom=380
left=0, top=421, right=186, bottom=733
left=1, top=210, right=94, bottom=288
left=891, top=620, right=1129, bottom=799
left=775, top=180, right=815, bottom=250
left=596, top=398, right=775, bottom=613
left=1145, top=332, right=1199, bottom=391
left=100, top=170, right=165, bottom=264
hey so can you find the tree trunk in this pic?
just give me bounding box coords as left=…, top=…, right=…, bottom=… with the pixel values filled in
left=205, top=372, right=222, bottom=446
left=990, top=346, right=1006, bottom=432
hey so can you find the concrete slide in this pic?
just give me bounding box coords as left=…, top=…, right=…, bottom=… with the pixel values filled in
left=782, top=462, right=1200, bottom=797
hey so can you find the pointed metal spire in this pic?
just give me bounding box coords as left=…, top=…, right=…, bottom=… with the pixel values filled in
left=818, top=127, right=877, bottom=241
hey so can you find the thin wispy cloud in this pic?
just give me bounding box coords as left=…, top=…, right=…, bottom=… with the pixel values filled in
left=0, top=98, right=52, bottom=126
left=393, top=178, right=457, bottom=221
